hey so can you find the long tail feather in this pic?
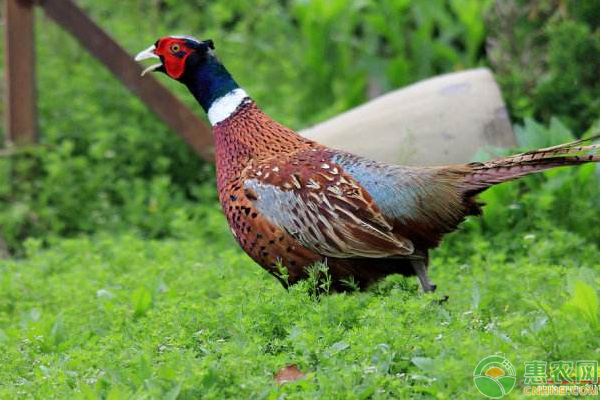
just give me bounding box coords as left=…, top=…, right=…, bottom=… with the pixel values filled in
left=464, top=134, right=600, bottom=193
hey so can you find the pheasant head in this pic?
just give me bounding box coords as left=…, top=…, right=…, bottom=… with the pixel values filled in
left=135, top=35, right=246, bottom=124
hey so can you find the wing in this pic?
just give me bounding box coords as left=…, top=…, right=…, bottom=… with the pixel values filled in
left=331, top=152, right=477, bottom=247
left=241, top=149, right=414, bottom=258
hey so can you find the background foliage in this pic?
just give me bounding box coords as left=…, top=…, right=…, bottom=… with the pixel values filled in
left=1, top=0, right=494, bottom=253
left=1, top=0, right=598, bottom=253
left=0, top=0, right=600, bottom=397
left=487, top=0, right=600, bottom=133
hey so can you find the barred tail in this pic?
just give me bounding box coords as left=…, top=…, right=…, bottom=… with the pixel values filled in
left=464, top=134, right=600, bottom=193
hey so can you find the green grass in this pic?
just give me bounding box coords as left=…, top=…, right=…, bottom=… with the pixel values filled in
left=1, top=200, right=599, bottom=399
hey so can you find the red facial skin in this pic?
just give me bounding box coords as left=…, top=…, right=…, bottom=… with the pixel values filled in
left=154, top=38, right=195, bottom=79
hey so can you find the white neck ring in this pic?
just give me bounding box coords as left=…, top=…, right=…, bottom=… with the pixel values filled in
left=207, top=88, right=250, bottom=126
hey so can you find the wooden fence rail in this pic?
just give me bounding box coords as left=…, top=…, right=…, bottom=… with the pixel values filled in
left=2, top=0, right=214, bottom=161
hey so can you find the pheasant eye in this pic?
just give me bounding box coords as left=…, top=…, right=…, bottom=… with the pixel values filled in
left=170, top=44, right=180, bottom=53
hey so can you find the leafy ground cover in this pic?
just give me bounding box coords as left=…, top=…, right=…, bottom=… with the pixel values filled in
left=1, top=177, right=599, bottom=399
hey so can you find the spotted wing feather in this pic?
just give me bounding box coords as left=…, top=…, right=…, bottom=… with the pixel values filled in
left=241, top=150, right=414, bottom=258
left=332, top=153, right=473, bottom=248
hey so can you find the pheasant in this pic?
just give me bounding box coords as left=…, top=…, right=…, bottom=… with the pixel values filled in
left=136, top=36, right=600, bottom=292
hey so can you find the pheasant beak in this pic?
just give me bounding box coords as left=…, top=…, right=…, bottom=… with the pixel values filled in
left=135, top=45, right=162, bottom=76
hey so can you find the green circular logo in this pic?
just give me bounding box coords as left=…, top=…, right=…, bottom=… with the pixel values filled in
left=473, top=356, right=517, bottom=398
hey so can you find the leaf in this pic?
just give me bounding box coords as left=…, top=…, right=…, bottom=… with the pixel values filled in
left=514, top=117, right=575, bottom=150
left=329, top=341, right=350, bottom=353
left=164, top=382, right=182, bottom=400
left=275, top=364, right=306, bottom=385
left=131, top=286, right=153, bottom=318
left=412, top=357, right=435, bottom=373
left=106, top=385, right=132, bottom=400
left=563, top=280, right=599, bottom=327
left=49, top=314, right=66, bottom=349
left=471, top=282, right=481, bottom=311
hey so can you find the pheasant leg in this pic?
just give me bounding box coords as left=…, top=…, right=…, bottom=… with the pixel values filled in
left=411, top=259, right=437, bottom=293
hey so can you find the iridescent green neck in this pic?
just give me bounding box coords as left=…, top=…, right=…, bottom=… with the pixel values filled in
left=181, top=56, right=240, bottom=113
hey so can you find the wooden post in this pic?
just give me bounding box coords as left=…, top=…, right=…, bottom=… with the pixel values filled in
left=39, top=0, right=215, bottom=161
left=3, top=0, right=38, bottom=146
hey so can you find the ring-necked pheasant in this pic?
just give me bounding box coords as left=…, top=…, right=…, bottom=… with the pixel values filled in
left=136, top=36, right=600, bottom=292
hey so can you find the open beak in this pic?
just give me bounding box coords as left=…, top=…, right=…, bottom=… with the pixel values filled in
left=135, top=45, right=162, bottom=76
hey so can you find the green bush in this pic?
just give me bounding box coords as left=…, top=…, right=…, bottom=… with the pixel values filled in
left=487, top=0, right=600, bottom=133
left=465, top=118, right=600, bottom=245
left=0, top=144, right=217, bottom=255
